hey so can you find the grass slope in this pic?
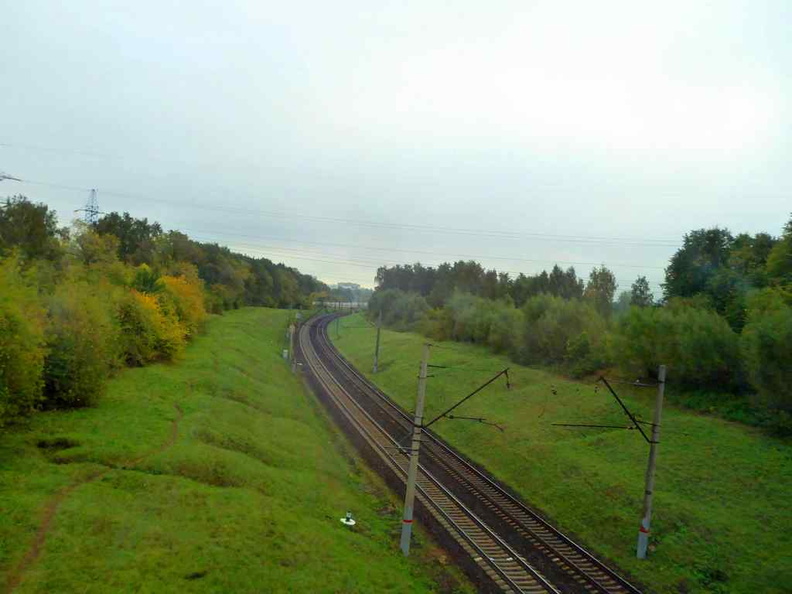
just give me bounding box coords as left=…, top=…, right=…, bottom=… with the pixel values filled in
left=332, top=313, right=792, bottom=594
left=0, top=308, right=470, bottom=593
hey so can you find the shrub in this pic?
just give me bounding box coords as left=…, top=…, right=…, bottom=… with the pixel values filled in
left=43, top=282, right=121, bottom=408
left=116, top=289, right=185, bottom=365
left=487, top=303, right=524, bottom=354
left=116, top=290, right=159, bottom=365
left=565, top=331, right=606, bottom=377
left=447, top=293, right=493, bottom=343
left=132, top=264, right=164, bottom=294
left=611, top=305, right=741, bottom=387
left=159, top=271, right=207, bottom=337
left=741, top=289, right=792, bottom=411
left=207, top=283, right=235, bottom=313
left=368, top=289, right=428, bottom=330
left=420, top=307, right=453, bottom=341
left=519, top=295, right=607, bottom=365
left=0, top=257, right=47, bottom=424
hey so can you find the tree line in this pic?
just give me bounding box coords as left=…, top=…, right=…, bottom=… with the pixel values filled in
left=0, top=195, right=325, bottom=426
left=368, top=216, right=792, bottom=435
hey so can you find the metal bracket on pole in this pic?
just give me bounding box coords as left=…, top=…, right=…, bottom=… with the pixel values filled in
left=424, top=368, right=509, bottom=430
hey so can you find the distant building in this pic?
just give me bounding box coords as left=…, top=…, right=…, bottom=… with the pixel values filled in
left=337, top=282, right=362, bottom=290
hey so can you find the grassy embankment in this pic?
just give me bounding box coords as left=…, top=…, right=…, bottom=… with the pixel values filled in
left=0, top=308, right=471, bottom=593
left=332, top=313, right=792, bottom=594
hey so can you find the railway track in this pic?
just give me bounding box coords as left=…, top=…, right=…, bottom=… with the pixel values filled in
left=297, top=313, right=643, bottom=594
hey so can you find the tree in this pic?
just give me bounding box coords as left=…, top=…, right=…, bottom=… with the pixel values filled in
left=94, top=212, right=162, bottom=264
left=611, top=304, right=740, bottom=387
left=547, top=265, right=584, bottom=299
left=765, top=214, right=792, bottom=285
left=0, top=195, right=62, bottom=260
left=630, top=276, right=654, bottom=307
left=740, top=288, right=792, bottom=410
left=132, top=264, right=165, bottom=294
left=613, top=290, right=632, bottom=316
left=664, top=228, right=734, bottom=300
left=728, top=232, right=777, bottom=286
left=0, top=256, right=47, bottom=425
left=584, top=266, right=617, bottom=317
left=73, top=225, right=120, bottom=266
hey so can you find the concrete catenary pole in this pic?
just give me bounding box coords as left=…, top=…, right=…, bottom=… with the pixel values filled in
left=373, top=310, right=382, bottom=373
left=400, top=342, right=431, bottom=556
left=289, top=321, right=297, bottom=373
left=637, top=364, right=666, bottom=559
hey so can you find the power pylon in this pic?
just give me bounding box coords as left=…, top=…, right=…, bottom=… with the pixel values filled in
left=0, top=171, right=22, bottom=182
left=76, top=188, right=100, bottom=224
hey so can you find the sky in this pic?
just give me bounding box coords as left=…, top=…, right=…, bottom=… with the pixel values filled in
left=2, top=0, right=790, bottom=292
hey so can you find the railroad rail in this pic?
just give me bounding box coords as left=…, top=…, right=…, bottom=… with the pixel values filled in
left=297, top=313, right=643, bottom=594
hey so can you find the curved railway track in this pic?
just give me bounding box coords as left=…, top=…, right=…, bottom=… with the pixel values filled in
left=297, top=313, right=643, bottom=594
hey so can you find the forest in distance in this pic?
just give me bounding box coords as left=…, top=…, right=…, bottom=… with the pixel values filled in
left=367, top=215, right=792, bottom=436
left=1, top=192, right=790, bottom=437
left=0, top=195, right=329, bottom=428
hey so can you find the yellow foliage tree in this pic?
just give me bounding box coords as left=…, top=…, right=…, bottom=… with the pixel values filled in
left=0, top=255, right=47, bottom=424
left=117, top=289, right=185, bottom=365
left=159, top=273, right=207, bottom=337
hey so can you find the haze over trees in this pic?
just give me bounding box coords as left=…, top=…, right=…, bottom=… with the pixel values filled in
left=368, top=215, right=792, bottom=434
left=0, top=195, right=324, bottom=426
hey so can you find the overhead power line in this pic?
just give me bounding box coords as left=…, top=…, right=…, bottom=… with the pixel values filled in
left=222, top=242, right=664, bottom=287
left=6, top=173, right=669, bottom=284
left=184, top=227, right=666, bottom=271
left=13, top=176, right=681, bottom=247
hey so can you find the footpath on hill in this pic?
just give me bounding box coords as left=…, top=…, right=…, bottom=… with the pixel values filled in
left=0, top=308, right=470, bottom=593
left=332, top=312, right=792, bottom=594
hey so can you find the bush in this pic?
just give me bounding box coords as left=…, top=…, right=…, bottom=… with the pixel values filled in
left=611, top=304, right=741, bottom=387
left=159, top=271, right=207, bottom=337
left=447, top=293, right=494, bottom=343
left=419, top=307, right=454, bottom=341
left=132, top=263, right=165, bottom=294
left=741, top=289, right=792, bottom=411
left=0, top=257, right=47, bottom=424
left=519, top=295, right=607, bottom=366
left=487, top=302, right=523, bottom=354
left=565, top=331, right=605, bottom=377
left=368, top=289, right=428, bottom=330
left=44, top=282, right=121, bottom=408
left=116, top=289, right=186, bottom=365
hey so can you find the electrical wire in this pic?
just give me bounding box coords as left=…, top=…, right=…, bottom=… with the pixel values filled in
left=183, top=226, right=666, bottom=270
left=194, top=237, right=665, bottom=287
left=10, top=174, right=671, bottom=285
left=9, top=176, right=682, bottom=247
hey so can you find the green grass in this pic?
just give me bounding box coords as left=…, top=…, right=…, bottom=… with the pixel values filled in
left=332, top=313, right=792, bottom=594
left=0, top=308, right=471, bottom=593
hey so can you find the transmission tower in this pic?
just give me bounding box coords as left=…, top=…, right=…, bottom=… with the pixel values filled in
left=78, top=188, right=100, bottom=224
left=0, top=171, right=22, bottom=183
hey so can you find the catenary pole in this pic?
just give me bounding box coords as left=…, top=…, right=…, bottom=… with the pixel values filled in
left=373, top=310, right=382, bottom=373
left=637, top=364, right=666, bottom=559
left=289, top=321, right=296, bottom=373
left=400, top=342, right=431, bottom=556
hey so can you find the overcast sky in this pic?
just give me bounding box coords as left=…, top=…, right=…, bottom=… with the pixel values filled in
left=2, top=1, right=790, bottom=291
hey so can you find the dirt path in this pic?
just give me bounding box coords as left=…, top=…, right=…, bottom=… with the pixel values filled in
left=4, top=403, right=184, bottom=594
